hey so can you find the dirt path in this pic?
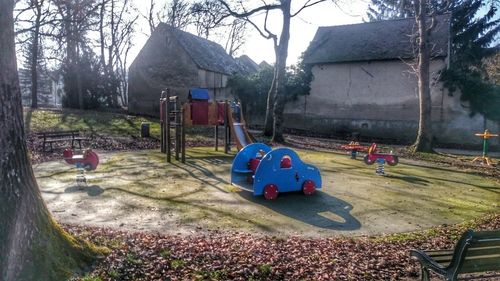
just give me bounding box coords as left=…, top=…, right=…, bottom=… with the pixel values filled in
left=35, top=148, right=500, bottom=237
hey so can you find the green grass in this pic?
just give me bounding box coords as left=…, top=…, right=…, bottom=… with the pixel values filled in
left=170, top=259, right=186, bottom=269
left=193, top=269, right=229, bottom=280
left=374, top=212, right=498, bottom=243
left=80, top=274, right=103, bottom=281
left=107, top=270, right=120, bottom=279
left=126, top=253, right=142, bottom=265
left=160, top=248, right=172, bottom=258
left=23, top=108, right=215, bottom=142
left=258, top=264, right=272, bottom=275
left=24, top=108, right=161, bottom=137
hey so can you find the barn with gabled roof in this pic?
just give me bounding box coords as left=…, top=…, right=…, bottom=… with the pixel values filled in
left=128, top=24, right=241, bottom=116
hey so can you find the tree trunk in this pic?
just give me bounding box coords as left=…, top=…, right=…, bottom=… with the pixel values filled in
left=413, top=0, right=433, bottom=152
left=30, top=1, right=43, bottom=109
left=263, top=64, right=276, bottom=136
left=271, top=0, right=291, bottom=143
left=108, top=0, right=115, bottom=69
left=76, top=70, right=84, bottom=109
left=99, top=0, right=106, bottom=67
left=108, top=0, right=119, bottom=107
left=76, top=44, right=84, bottom=109
left=65, top=3, right=79, bottom=108
left=30, top=29, right=39, bottom=108
left=0, top=2, right=104, bottom=280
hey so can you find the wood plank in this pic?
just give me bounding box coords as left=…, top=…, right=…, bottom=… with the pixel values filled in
left=466, top=246, right=500, bottom=257
left=471, top=240, right=500, bottom=248
left=431, top=255, right=453, bottom=265
left=473, top=230, right=500, bottom=240
left=460, top=255, right=500, bottom=273
left=426, top=250, right=454, bottom=257
left=45, top=139, right=74, bottom=142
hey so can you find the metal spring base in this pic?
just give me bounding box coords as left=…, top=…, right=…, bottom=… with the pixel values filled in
left=76, top=169, right=87, bottom=188
left=376, top=158, right=385, bottom=176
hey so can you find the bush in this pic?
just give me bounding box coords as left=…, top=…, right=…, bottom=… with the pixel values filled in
left=62, top=47, right=120, bottom=109
left=228, top=57, right=312, bottom=119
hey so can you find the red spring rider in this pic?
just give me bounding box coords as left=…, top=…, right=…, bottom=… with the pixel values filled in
left=363, top=143, right=398, bottom=166
left=63, top=148, right=99, bottom=170
left=63, top=148, right=99, bottom=187
left=341, top=141, right=368, bottom=159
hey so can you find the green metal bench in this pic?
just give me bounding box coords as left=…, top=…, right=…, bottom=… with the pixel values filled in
left=410, top=229, right=500, bottom=281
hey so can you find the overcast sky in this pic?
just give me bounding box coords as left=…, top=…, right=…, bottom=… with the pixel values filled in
left=130, top=0, right=371, bottom=67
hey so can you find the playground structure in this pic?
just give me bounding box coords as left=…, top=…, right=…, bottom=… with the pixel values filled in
left=231, top=143, right=322, bottom=200
left=228, top=102, right=255, bottom=151
left=472, top=130, right=498, bottom=166
left=160, top=88, right=254, bottom=163
left=363, top=143, right=399, bottom=167
left=341, top=141, right=368, bottom=159
left=63, top=148, right=99, bottom=187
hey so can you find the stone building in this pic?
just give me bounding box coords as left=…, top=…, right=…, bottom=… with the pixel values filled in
left=284, top=14, right=498, bottom=146
left=235, top=55, right=260, bottom=75
left=128, top=24, right=241, bottom=116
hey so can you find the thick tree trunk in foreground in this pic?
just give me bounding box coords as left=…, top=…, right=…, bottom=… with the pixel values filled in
left=271, top=0, right=291, bottom=143
left=0, top=2, right=103, bottom=280
left=412, top=0, right=433, bottom=152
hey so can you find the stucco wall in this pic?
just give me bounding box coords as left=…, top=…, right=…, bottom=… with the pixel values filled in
left=128, top=26, right=234, bottom=117
left=284, top=59, right=499, bottom=147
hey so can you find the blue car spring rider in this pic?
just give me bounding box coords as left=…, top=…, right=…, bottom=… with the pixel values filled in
left=231, top=143, right=322, bottom=200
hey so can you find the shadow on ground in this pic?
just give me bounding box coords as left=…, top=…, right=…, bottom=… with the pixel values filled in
left=239, top=190, right=361, bottom=231
left=65, top=185, right=105, bottom=196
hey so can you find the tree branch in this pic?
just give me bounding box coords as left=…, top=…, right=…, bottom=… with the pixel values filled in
left=291, top=0, right=327, bottom=17
left=217, top=0, right=280, bottom=18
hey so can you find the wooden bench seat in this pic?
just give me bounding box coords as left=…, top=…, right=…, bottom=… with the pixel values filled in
left=411, top=229, right=500, bottom=281
left=37, top=130, right=85, bottom=152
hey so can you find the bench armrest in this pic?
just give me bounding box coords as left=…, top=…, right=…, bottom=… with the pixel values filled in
left=410, top=249, right=447, bottom=276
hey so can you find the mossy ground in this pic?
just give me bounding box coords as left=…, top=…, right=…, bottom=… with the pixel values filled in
left=35, top=147, right=500, bottom=237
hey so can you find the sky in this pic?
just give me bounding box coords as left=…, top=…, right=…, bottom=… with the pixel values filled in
left=130, top=0, right=371, bottom=67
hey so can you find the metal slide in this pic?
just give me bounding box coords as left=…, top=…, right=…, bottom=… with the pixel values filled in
left=228, top=105, right=254, bottom=151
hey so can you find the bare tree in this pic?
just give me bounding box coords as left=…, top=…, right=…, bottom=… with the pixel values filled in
left=143, top=0, right=192, bottom=35
left=225, top=18, right=247, bottom=56
left=1, top=0, right=103, bottom=279
left=144, top=0, right=168, bottom=35
left=167, top=0, right=192, bottom=29
left=412, top=0, right=437, bottom=152
left=191, top=0, right=229, bottom=38
left=218, top=0, right=330, bottom=142
left=99, top=0, right=107, bottom=67
left=101, top=0, right=137, bottom=105
left=146, top=0, right=158, bottom=34
left=51, top=0, right=101, bottom=109
left=14, top=0, right=53, bottom=108
left=109, top=0, right=137, bottom=105
left=29, top=0, right=44, bottom=108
